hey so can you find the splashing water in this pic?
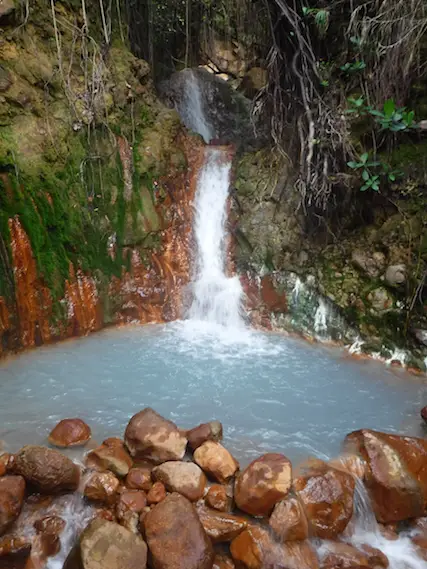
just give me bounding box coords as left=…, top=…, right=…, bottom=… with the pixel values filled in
left=176, top=69, right=213, bottom=143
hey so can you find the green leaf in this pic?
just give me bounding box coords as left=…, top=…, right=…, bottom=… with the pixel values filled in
left=371, top=175, right=379, bottom=181
left=372, top=183, right=380, bottom=191
left=389, top=173, right=396, bottom=181
left=383, top=98, right=395, bottom=117
left=369, top=110, right=384, bottom=117
left=362, top=169, right=370, bottom=181
left=360, top=184, right=369, bottom=191
left=347, top=161, right=361, bottom=169
left=302, top=6, right=309, bottom=15
left=360, top=152, right=369, bottom=164
left=366, top=161, right=380, bottom=167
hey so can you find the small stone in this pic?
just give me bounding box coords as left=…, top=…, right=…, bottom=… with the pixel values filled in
left=384, top=264, right=406, bottom=287
left=125, top=465, right=153, bottom=491
left=0, top=476, right=25, bottom=536
left=367, top=287, right=394, bottom=313
left=197, top=506, right=247, bottom=543
left=0, top=535, right=31, bottom=568
left=86, top=440, right=132, bottom=477
left=147, top=481, right=167, bottom=505
left=269, top=495, right=309, bottom=541
left=213, top=552, right=235, bottom=569
left=84, top=471, right=120, bottom=505
left=48, top=418, right=91, bottom=448
left=187, top=421, right=223, bottom=450
left=116, top=490, right=147, bottom=533
left=194, top=442, right=239, bottom=483
left=205, top=484, right=229, bottom=511
left=152, top=461, right=206, bottom=502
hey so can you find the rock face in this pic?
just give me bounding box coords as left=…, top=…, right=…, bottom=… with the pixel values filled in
left=187, top=422, right=223, bottom=450
left=144, top=493, right=214, bottom=569
left=64, top=518, right=147, bottom=569
left=268, top=495, right=309, bottom=541
left=345, top=429, right=427, bottom=522
left=234, top=453, right=292, bottom=516
left=294, top=460, right=355, bottom=538
left=84, top=471, right=120, bottom=505
left=193, top=442, right=239, bottom=483
left=124, top=408, right=187, bottom=463
left=0, top=476, right=25, bottom=536
left=48, top=418, right=91, bottom=447
left=197, top=506, right=247, bottom=543
left=13, top=446, right=80, bottom=493
left=152, top=461, right=206, bottom=501
left=86, top=440, right=133, bottom=477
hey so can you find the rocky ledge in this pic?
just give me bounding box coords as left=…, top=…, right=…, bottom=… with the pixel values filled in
left=1, top=409, right=427, bottom=568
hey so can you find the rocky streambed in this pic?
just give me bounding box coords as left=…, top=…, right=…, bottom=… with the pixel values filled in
left=1, top=409, right=427, bottom=568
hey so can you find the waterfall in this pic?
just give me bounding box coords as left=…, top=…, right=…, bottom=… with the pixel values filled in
left=188, top=148, right=244, bottom=329
left=177, top=69, right=213, bottom=143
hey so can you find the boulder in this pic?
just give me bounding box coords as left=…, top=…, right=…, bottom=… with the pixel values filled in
left=125, top=465, right=153, bottom=491
left=13, top=445, right=80, bottom=493
left=187, top=422, right=223, bottom=450
left=0, top=0, right=16, bottom=19
left=294, top=460, right=355, bottom=539
left=205, top=485, right=229, bottom=511
left=0, top=476, right=25, bottom=536
left=0, top=454, right=13, bottom=477
left=124, top=408, right=187, bottom=463
left=197, top=506, right=247, bottom=543
left=194, top=442, right=239, bottom=483
left=34, top=514, right=66, bottom=537
left=319, top=541, right=388, bottom=569
left=384, top=264, right=406, bottom=287
left=268, top=495, right=309, bottom=541
left=351, top=250, right=385, bottom=278
left=116, top=490, right=147, bottom=533
left=152, top=461, right=206, bottom=502
left=143, top=493, right=214, bottom=569
left=86, top=440, right=133, bottom=477
left=147, top=482, right=167, bottom=505
left=345, top=429, right=427, bottom=522
left=48, top=418, right=91, bottom=447
left=63, top=518, right=147, bottom=569
left=234, top=453, right=291, bottom=516
left=213, top=553, right=235, bottom=569
left=0, top=536, right=31, bottom=569
left=84, top=471, right=120, bottom=505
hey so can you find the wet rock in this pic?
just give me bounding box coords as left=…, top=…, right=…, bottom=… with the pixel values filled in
left=234, top=453, right=291, bottom=516
left=124, top=408, right=187, bottom=464
left=213, top=552, right=235, bottom=569
left=0, top=535, right=31, bottom=569
left=345, top=429, right=427, bottom=523
left=351, top=250, right=386, bottom=278
left=187, top=421, right=223, bottom=451
left=205, top=485, right=229, bottom=511
left=152, top=461, right=206, bottom=502
left=144, top=492, right=214, bottom=569
left=64, top=517, right=147, bottom=569
left=194, top=442, right=239, bottom=483
left=125, top=465, right=153, bottom=491
left=0, top=455, right=15, bottom=477
left=147, top=481, right=167, bottom=505
left=378, top=523, right=399, bottom=541
left=421, top=406, right=427, bottom=424
left=384, top=264, right=406, bottom=287
left=359, top=544, right=389, bottom=568
left=48, top=418, right=91, bottom=448
left=319, top=542, right=370, bottom=568
left=86, top=440, right=133, bottom=477
left=197, top=506, right=247, bottom=543
left=411, top=534, right=427, bottom=560
left=13, top=445, right=80, bottom=493
left=367, top=287, right=394, bottom=313
left=84, top=471, right=120, bottom=505
left=268, top=495, right=309, bottom=541
left=293, top=460, right=355, bottom=538
left=260, top=275, right=287, bottom=313
left=34, top=514, right=66, bottom=536
left=0, top=476, right=25, bottom=535
left=116, top=489, right=147, bottom=533
left=329, top=455, right=366, bottom=480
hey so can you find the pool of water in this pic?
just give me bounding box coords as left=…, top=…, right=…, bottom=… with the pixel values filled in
left=0, top=322, right=426, bottom=465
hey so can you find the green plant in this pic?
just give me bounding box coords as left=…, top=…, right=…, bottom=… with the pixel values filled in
left=340, top=61, right=366, bottom=73
left=302, top=7, right=329, bottom=36
left=347, top=153, right=381, bottom=192
left=369, top=99, right=415, bottom=132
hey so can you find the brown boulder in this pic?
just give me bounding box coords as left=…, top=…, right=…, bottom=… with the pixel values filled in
left=34, top=513, right=66, bottom=556
left=205, top=485, right=229, bottom=511
left=152, top=461, right=206, bottom=502
left=13, top=446, right=80, bottom=493
left=187, top=421, right=223, bottom=450
left=0, top=476, right=25, bottom=536
left=126, top=465, right=153, bottom=491
left=34, top=514, right=66, bottom=536
left=213, top=553, right=235, bottom=569
left=48, top=418, right=91, bottom=448
left=64, top=518, right=147, bottom=569
left=147, top=481, right=167, bottom=505
left=84, top=471, right=120, bottom=505
left=194, top=442, right=239, bottom=484
left=197, top=506, right=247, bottom=543
left=234, top=453, right=291, bottom=516
left=319, top=542, right=388, bottom=569
left=269, top=495, right=309, bottom=541
left=143, top=493, right=214, bottom=569
left=0, top=536, right=31, bottom=569
left=86, top=440, right=133, bottom=477
left=345, top=429, right=427, bottom=522
left=294, top=460, right=355, bottom=538
left=124, top=408, right=187, bottom=464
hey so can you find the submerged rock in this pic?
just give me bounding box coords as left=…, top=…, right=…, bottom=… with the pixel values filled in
left=48, top=418, right=91, bottom=448
left=193, top=441, right=239, bottom=483
left=124, top=408, right=187, bottom=464
left=143, top=492, right=214, bottom=569
left=234, top=453, right=292, bottom=516
left=0, top=475, right=25, bottom=536
left=152, top=461, right=206, bottom=501
left=14, top=446, right=80, bottom=493
left=187, top=421, right=223, bottom=450
left=0, top=535, right=31, bottom=569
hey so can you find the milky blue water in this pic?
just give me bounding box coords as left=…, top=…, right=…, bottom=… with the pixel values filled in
left=0, top=322, right=425, bottom=465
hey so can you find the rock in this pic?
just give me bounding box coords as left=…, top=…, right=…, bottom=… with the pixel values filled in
left=351, top=250, right=385, bottom=278
left=230, top=526, right=318, bottom=569
left=124, top=408, right=187, bottom=464
left=205, top=485, right=229, bottom=511
left=0, top=536, right=31, bottom=569
left=240, top=67, right=268, bottom=98
left=0, top=454, right=13, bottom=477
left=86, top=440, right=133, bottom=477
left=197, top=506, right=247, bottom=543
left=144, top=493, right=214, bottom=569
left=260, top=275, right=287, bottom=313
left=34, top=514, right=66, bottom=536
left=319, top=542, right=370, bottom=568
left=329, top=455, right=366, bottom=480
left=268, top=495, right=309, bottom=541
left=345, top=429, right=427, bottom=523
left=187, top=422, right=223, bottom=450
left=422, top=406, right=427, bottom=423
left=0, top=476, right=25, bottom=535
left=293, top=460, right=355, bottom=538
left=116, top=490, right=147, bottom=533
left=0, top=66, right=12, bottom=94
left=64, top=518, right=147, bottom=569
left=48, top=418, right=91, bottom=448
left=147, top=481, right=167, bottom=505
left=13, top=445, right=80, bottom=493
left=84, top=471, right=120, bottom=505
left=194, top=442, right=239, bottom=483
left=152, top=461, right=206, bottom=502
left=384, top=264, right=406, bottom=287
left=234, top=453, right=292, bottom=516
left=414, top=330, right=427, bottom=348
left=125, top=466, right=153, bottom=491
left=213, top=552, right=235, bottom=569
left=359, top=544, right=389, bottom=568
left=367, top=287, right=394, bottom=313
left=0, top=0, right=16, bottom=19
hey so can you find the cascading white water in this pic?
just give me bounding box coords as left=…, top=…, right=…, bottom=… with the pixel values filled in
left=188, top=148, right=245, bottom=329
left=176, top=69, right=213, bottom=143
